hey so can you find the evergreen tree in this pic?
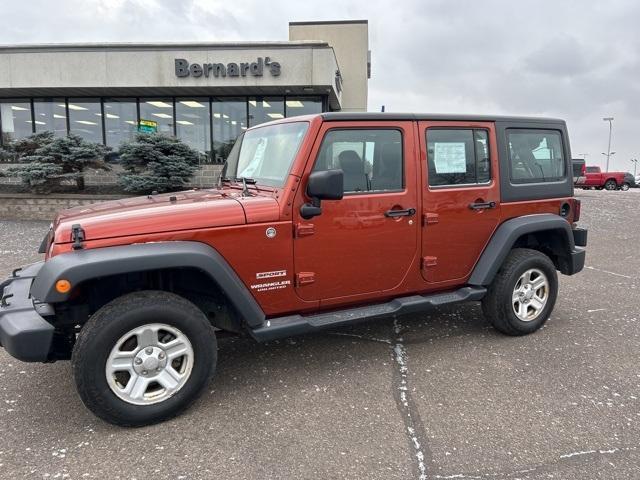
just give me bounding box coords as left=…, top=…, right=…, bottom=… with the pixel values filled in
left=7, top=133, right=110, bottom=193
left=118, top=133, right=200, bottom=194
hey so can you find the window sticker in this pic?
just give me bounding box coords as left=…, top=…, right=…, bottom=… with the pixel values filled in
left=239, top=137, right=268, bottom=177
left=433, top=142, right=467, bottom=174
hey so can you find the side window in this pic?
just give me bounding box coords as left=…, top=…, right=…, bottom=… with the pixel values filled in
left=507, top=129, right=565, bottom=183
left=426, top=129, right=491, bottom=186
left=313, top=129, right=403, bottom=193
left=586, top=166, right=599, bottom=173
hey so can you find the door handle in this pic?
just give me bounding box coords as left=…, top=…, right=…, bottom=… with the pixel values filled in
left=385, top=208, right=416, bottom=218
left=469, top=201, right=496, bottom=210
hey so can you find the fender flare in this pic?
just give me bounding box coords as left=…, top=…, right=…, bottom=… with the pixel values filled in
left=468, top=214, right=575, bottom=286
left=30, top=241, right=265, bottom=328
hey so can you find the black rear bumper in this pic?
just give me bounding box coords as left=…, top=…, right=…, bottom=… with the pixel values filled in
left=0, top=262, right=54, bottom=362
left=565, top=227, right=587, bottom=275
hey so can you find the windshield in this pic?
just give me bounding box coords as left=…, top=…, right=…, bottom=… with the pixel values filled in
left=224, top=122, right=309, bottom=187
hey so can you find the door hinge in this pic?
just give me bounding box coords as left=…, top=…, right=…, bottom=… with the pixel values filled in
left=422, top=213, right=439, bottom=226
left=421, top=256, right=438, bottom=268
left=296, top=272, right=316, bottom=286
left=295, top=223, right=315, bottom=237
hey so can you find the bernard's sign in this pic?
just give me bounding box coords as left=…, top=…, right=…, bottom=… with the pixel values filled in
left=175, top=57, right=281, bottom=78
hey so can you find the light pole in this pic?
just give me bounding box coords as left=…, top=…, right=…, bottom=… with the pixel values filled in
left=631, top=158, right=638, bottom=177
left=603, top=117, right=614, bottom=172
left=578, top=153, right=589, bottom=160
left=601, top=151, right=616, bottom=169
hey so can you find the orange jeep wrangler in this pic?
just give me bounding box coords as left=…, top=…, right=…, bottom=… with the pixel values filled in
left=0, top=113, right=587, bottom=426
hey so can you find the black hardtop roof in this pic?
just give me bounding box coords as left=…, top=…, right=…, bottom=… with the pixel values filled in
left=320, top=112, right=565, bottom=125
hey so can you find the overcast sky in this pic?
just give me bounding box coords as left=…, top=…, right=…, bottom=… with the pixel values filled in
left=2, top=0, right=638, bottom=172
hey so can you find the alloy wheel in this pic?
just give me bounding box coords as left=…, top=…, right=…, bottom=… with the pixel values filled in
left=512, top=268, right=549, bottom=322
left=105, top=323, right=194, bottom=405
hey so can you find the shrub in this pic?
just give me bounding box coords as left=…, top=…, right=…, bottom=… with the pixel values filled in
left=118, top=133, right=200, bottom=194
left=6, top=132, right=110, bottom=193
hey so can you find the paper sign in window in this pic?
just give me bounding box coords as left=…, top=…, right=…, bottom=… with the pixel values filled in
left=433, top=142, right=467, bottom=174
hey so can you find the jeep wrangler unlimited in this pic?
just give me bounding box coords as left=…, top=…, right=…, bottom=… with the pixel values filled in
left=0, top=113, right=587, bottom=426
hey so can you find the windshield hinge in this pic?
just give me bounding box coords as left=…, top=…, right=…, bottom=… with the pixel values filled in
left=71, top=224, right=85, bottom=250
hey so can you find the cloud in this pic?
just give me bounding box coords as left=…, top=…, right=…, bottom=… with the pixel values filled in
left=0, top=0, right=638, bottom=171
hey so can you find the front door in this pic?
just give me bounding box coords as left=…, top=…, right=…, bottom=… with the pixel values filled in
left=418, top=121, right=501, bottom=284
left=293, top=122, right=419, bottom=302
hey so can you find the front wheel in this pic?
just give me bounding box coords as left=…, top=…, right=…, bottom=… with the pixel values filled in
left=72, top=291, right=217, bottom=427
left=604, top=179, right=617, bottom=190
left=620, top=183, right=630, bottom=191
left=482, top=248, right=558, bottom=336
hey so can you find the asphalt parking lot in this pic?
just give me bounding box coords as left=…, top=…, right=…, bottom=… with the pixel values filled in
left=0, top=189, right=638, bottom=479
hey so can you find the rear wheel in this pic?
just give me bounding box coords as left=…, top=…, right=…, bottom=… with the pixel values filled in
left=620, top=183, right=630, bottom=191
left=482, top=248, right=558, bottom=336
left=72, top=291, right=217, bottom=427
left=604, top=179, right=617, bottom=190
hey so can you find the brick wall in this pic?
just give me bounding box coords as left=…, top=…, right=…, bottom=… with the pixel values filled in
left=0, top=193, right=129, bottom=221
left=0, top=164, right=223, bottom=188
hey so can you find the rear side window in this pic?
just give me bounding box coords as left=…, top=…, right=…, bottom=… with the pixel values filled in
left=507, top=129, right=566, bottom=183
left=586, top=166, right=599, bottom=173
left=313, top=129, right=403, bottom=193
left=426, top=129, right=491, bottom=186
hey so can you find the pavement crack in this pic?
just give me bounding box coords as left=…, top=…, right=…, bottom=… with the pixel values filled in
left=391, top=317, right=432, bottom=480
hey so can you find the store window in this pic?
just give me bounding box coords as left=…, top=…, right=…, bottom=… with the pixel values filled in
left=33, top=98, right=67, bottom=137
left=0, top=99, right=32, bottom=144
left=176, top=98, right=211, bottom=159
left=285, top=97, right=323, bottom=117
left=426, top=129, right=491, bottom=186
left=103, top=98, right=138, bottom=148
left=248, top=97, right=284, bottom=127
left=212, top=97, right=246, bottom=163
left=139, top=98, right=174, bottom=135
left=68, top=98, right=103, bottom=144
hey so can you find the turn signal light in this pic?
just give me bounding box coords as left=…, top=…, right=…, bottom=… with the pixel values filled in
left=55, top=279, right=72, bottom=294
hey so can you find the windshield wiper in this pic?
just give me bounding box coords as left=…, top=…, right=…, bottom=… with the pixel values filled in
left=239, top=176, right=257, bottom=196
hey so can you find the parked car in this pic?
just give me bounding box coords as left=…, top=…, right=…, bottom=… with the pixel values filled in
left=621, top=173, right=635, bottom=190
left=582, top=165, right=629, bottom=190
left=572, top=159, right=586, bottom=186
left=0, top=113, right=588, bottom=426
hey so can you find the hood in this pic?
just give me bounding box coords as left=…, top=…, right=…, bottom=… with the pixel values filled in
left=53, top=188, right=280, bottom=244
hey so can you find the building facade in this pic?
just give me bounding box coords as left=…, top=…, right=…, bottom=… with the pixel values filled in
left=0, top=20, right=369, bottom=185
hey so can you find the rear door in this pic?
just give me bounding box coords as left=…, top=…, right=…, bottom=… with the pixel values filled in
left=418, top=121, right=501, bottom=284
left=292, top=121, right=419, bottom=302
left=584, top=167, right=600, bottom=186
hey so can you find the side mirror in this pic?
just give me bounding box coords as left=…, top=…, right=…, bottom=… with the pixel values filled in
left=300, top=169, right=344, bottom=219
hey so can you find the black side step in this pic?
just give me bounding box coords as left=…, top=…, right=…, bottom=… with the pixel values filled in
left=250, top=286, right=486, bottom=342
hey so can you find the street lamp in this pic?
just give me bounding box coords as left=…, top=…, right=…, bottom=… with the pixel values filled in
left=631, top=158, right=639, bottom=177
left=578, top=153, right=589, bottom=160
left=603, top=117, right=614, bottom=172
left=601, top=151, right=616, bottom=170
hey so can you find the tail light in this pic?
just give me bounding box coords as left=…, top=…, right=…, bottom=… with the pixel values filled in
left=573, top=198, right=581, bottom=222
left=581, top=164, right=586, bottom=176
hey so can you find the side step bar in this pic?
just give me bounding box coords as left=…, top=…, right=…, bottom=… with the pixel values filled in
left=250, top=286, right=486, bottom=342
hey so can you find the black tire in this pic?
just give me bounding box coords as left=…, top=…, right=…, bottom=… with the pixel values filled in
left=72, top=291, right=217, bottom=427
left=620, top=183, right=630, bottom=191
left=481, top=248, right=558, bottom=336
left=604, top=179, right=617, bottom=190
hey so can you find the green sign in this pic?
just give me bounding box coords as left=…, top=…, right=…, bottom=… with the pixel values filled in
left=138, top=119, right=158, bottom=133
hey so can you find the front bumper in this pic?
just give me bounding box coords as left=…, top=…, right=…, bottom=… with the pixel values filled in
left=0, top=262, right=55, bottom=362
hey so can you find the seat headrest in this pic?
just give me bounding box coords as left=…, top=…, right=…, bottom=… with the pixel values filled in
left=338, top=150, right=364, bottom=174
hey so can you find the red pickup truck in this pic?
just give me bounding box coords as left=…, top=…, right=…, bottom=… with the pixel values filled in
left=579, top=166, right=630, bottom=191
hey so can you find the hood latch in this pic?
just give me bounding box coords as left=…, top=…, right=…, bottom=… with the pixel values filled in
left=71, top=224, right=85, bottom=250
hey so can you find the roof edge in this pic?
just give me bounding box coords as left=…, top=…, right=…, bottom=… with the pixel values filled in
left=289, top=20, right=368, bottom=26
left=0, top=40, right=331, bottom=53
